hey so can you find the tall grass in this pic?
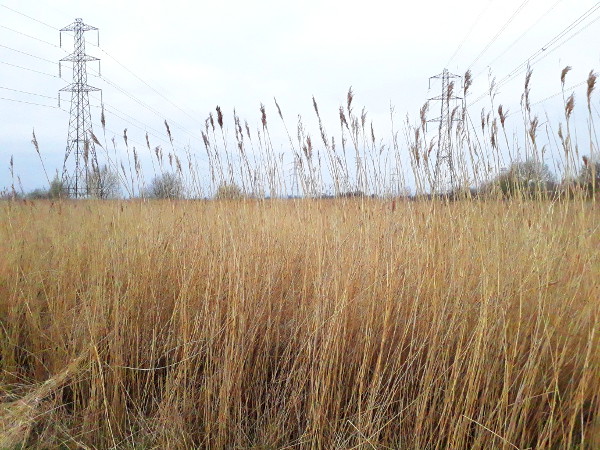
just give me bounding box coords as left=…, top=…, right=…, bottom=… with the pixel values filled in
left=0, top=198, right=598, bottom=448
left=1, top=66, right=599, bottom=448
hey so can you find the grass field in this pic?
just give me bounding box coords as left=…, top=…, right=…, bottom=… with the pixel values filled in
left=0, top=198, right=598, bottom=448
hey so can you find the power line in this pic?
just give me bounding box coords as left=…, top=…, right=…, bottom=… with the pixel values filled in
left=66, top=51, right=208, bottom=161
left=0, top=96, right=58, bottom=108
left=467, top=0, right=532, bottom=71
left=67, top=32, right=204, bottom=127
left=88, top=69, right=204, bottom=144
left=2, top=7, right=205, bottom=145
left=0, top=3, right=57, bottom=30
left=57, top=102, right=205, bottom=194
left=0, top=6, right=211, bottom=188
left=91, top=116, right=212, bottom=191
left=0, top=60, right=59, bottom=77
left=500, top=80, right=588, bottom=119
left=59, top=33, right=205, bottom=130
left=495, top=3, right=600, bottom=89
left=89, top=98, right=211, bottom=168
left=514, top=79, right=588, bottom=116
left=94, top=101, right=176, bottom=149
left=477, top=0, right=566, bottom=77
left=0, top=24, right=63, bottom=49
left=25, top=41, right=206, bottom=147
left=90, top=96, right=167, bottom=139
left=0, top=43, right=57, bottom=64
left=446, top=0, right=494, bottom=67
left=96, top=47, right=205, bottom=127
left=0, top=85, right=57, bottom=100
left=2, top=8, right=206, bottom=161
left=467, top=3, right=600, bottom=108
left=93, top=73, right=166, bottom=122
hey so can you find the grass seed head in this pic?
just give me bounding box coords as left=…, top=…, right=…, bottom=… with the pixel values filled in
left=463, top=70, right=472, bottom=97
left=275, top=97, right=284, bottom=120
left=561, top=66, right=571, bottom=87
left=371, top=122, right=375, bottom=145
left=565, top=94, right=575, bottom=119
left=91, top=132, right=102, bottom=148
left=524, top=66, right=533, bottom=92
left=447, top=81, right=455, bottom=102
left=31, top=129, right=40, bottom=155
left=245, top=120, right=251, bottom=140
left=165, top=120, right=173, bottom=144
left=216, top=106, right=224, bottom=129
left=587, top=70, right=597, bottom=108
left=529, top=116, right=539, bottom=146
left=498, top=105, right=508, bottom=128
left=481, top=108, right=486, bottom=132
left=339, top=106, right=348, bottom=128
left=347, top=86, right=354, bottom=115
left=260, top=104, right=267, bottom=128
left=312, top=96, right=319, bottom=118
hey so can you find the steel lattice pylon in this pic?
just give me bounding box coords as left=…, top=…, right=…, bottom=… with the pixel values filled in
left=59, top=18, right=101, bottom=198
left=427, top=69, right=463, bottom=194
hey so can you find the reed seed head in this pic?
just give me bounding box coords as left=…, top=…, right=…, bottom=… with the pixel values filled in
left=463, top=70, right=472, bottom=97
left=498, top=105, right=508, bottom=128
left=31, top=129, right=40, bottom=155
left=275, top=97, right=284, bottom=120
left=216, top=106, right=224, bottom=129
left=565, top=94, right=575, bottom=119
left=587, top=70, right=597, bottom=108
left=164, top=120, right=173, bottom=144
left=347, top=87, right=354, bottom=115
left=260, top=104, right=267, bottom=128
left=561, top=66, right=571, bottom=87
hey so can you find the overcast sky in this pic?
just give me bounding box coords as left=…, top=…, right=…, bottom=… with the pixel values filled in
left=1, top=0, right=599, bottom=193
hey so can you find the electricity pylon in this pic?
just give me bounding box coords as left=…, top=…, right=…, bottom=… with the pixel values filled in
left=427, top=69, right=462, bottom=194
left=59, top=18, right=101, bottom=198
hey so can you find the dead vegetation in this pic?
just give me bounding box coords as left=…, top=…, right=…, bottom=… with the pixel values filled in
left=0, top=199, right=598, bottom=448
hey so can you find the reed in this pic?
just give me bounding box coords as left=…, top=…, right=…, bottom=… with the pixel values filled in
left=0, top=198, right=599, bottom=448
left=1, top=66, right=599, bottom=448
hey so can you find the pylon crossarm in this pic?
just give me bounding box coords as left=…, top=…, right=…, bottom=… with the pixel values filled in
left=60, top=84, right=101, bottom=93
left=61, top=54, right=99, bottom=63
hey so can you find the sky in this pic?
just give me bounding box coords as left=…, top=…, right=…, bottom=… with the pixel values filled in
left=1, top=0, right=600, bottom=195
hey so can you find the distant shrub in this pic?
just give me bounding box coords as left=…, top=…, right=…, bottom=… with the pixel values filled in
left=23, top=176, right=69, bottom=200
left=0, top=188, right=21, bottom=200
left=579, top=155, right=600, bottom=195
left=215, top=183, right=244, bottom=200
left=483, top=159, right=555, bottom=198
left=48, top=176, right=69, bottom=199
left=86, top=165, right=121, bottom=199
left=27, top=188, right=49, bottom=199
left=147, top=172, right=183, bottom=199
left=336, top=191, right=366, bottom=198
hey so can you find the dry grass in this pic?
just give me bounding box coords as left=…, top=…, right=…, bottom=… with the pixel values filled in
left=0, top=198, right=598, bottom=448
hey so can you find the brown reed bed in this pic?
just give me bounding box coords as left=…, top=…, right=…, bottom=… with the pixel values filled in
left=0, top=198, right=598, bottom=448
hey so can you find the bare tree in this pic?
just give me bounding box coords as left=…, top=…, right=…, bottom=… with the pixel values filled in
left=579, top=155, right=600, bottom=193
left=147, top=172, right=184, bottom=199
left=484, top=159, right=555, bottom=198
left=87, top=165, right=121, bottom=199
